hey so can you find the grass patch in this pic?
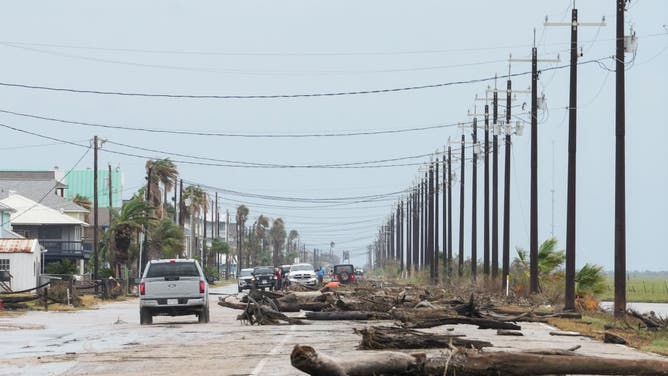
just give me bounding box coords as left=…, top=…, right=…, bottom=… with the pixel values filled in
left=599, top=275, right=668, bottom=303
left=548, top=312, right=668, bottom=356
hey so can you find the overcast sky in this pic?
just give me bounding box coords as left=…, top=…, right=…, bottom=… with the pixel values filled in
left=0, top=1, right=666, bottom=271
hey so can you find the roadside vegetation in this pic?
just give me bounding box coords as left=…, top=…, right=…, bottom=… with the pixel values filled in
left=368, top=237, right=668, bottom=356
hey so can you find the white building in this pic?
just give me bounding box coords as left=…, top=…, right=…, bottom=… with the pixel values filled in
left=0, top=238, right=41, bottom=292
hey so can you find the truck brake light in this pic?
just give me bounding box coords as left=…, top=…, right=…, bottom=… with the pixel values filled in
left=199, top=280, right=206, bottom=293
left=139, top=282, right=145, bottom=295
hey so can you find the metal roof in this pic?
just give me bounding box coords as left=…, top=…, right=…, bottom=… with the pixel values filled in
left=0, top=180, right=87, bottom=213
left=0, top=194, right=88, bottom=226
left=63, top=169, right=123, bottom=208
left=0, top=238, right=38, bottom=253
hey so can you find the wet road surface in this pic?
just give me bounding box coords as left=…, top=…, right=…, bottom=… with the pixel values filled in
left=1, top=284, right=666, bottom=375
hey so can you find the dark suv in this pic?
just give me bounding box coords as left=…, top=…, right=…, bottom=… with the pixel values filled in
left=252, top=266, right=276, bottom=291
left=332, top=264, right=356, bottom=284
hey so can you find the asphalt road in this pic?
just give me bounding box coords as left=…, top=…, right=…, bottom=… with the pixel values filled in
left=1, top=283, right=666, bottom=375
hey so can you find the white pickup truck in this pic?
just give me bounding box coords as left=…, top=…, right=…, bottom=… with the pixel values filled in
left=139, top=259, right=211, bottom=325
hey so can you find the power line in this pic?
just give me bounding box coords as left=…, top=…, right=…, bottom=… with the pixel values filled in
left=0, top=33, right=662, bottom=57
left=0, top=59, right=614, bottom=100
left=0, top=108, right=460, bottom=138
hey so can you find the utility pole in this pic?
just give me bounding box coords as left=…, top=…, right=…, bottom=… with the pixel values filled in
left=614, top=0, right=629, bottom=319
left=459, top=134, right=465, bottom=277
left=483, top=104, right=490, bottom=276
left=545, top=9, right=606, bottom=308
left=509, top=46, right=554, bottom=294
left=142, top=165, right=152, bottom=275
left=203, top=195, right=207, bottom=267
left=435, top=156, right=440, bottom=282
left=399, top=201, right=404, bottom=275
left=421, top=177, right=426, bottom=270
left=492, top=88, right=499, bottom=279
left=406, top=193, right=413, bottom=277
left=427, top=163, right=438, bottom=283
left=215, top=193, right=219, bottom=273
left=442, top=153, right=447, bottom=278
left=93, top=136, right=99, bottom=294
left=502, top=79, right=512, bottom=293
left=413, top=187, right=419, bottom=271
left=447, top=144, right=453, bottom=277
left=107, top=163, right=113, bottom=278
left=173, top=176, right=178, bottom=223
left=530, top=44, right=539, bottom=294
left=226, top=209, right=230, bottom=279
left=178, top=179, right=184, bottom=228
left=471, top=118, right=478, bottom=280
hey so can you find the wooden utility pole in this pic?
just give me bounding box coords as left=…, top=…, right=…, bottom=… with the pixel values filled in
left=492, top=90, right=499, bottom=279
left=614, top=0, right=628, bottom=319
left=447, top=145, right=453, bottom=277
left=434, top=158, right=439, bottom=281
left=483, top=104, right=490, bottom=276
left=93, top=136, right=99, bottom=294
left=502, top=79, right=512, bottom=293
left=544, top=9, right=606, bottom=309
left=471, top=118, right=478, bottom=280
left=530, top=45, right=539, bottom=294
left=458, top=134, right=465, bottom=277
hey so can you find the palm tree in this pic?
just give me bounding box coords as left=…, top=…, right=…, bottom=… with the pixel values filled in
left=109, top=195, right=153, bottom=277
left=144, top=161, right=163, bottom=220
left=269, top=218, right=286, bottom=266
left=287, top=230, right=299, bottom=254
left=148, top=218, right=184, bottom=259
left=182, top=185, right=208, bottom=257
left=146, top=159, right=178, bottom=218
left=512, top=237, right=565, bottom=295
left=235, top=205, right=249, bottom=269
left=253, top=215, right=269, bottom=265
left=575, top=263, right=607, bottom=297
left=72, top=194, right=92, bottom=211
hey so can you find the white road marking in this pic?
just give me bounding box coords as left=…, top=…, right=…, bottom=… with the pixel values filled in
left=250, top=325, right=296, bottom=376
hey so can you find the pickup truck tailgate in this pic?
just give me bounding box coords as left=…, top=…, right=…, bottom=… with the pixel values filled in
left=144, top=276, right=201, bottom=298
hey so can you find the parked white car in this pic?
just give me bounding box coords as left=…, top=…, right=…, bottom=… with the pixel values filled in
left=287, top=263, right=317, bottom=287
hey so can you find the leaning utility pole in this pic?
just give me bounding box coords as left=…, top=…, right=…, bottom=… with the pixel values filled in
left=614, top=0, right=628, bottom=319
left=93, top=136, right=99, bottom=294
left=545, top=8, right=606, bottom=310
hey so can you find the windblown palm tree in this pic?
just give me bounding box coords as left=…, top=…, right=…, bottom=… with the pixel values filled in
left=235, top=205, right=249, bottom=269
left=109, top=195, right=154, bottom=275
left=182, top=185, right=208, bottom=257
left=287, top=229, right=299, bottom=254
left=148, top=218, right=184, bottom=259
left=512, top=237, right=565, bottom=294
left=270, top=218, right=286, bottom=266
left=146, top=159, right=178, bottom=218
left=72, top=194, right=92, bottom=211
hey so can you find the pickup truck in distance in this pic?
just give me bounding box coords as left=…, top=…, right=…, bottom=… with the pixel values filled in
left=139, top=259, right=210, bottom=325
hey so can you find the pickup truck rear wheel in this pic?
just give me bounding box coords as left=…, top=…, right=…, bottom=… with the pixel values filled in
left=198, top=306, right=210, bottom=324
left=140, top=307, right=153, bottom=325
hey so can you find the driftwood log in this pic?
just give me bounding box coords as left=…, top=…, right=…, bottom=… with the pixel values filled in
left=402, top=316, right=521, bottom=330
left=291, top=344, right=668, bottom=376
left=237, top=296, right=305, bottom=325
left=305, top=311, right=392, bottom=321
left=290, top=344, right=422, bottom=376
left=355, top=326, right=492, bottom=350
left=423, top=348, right=668, bottom=375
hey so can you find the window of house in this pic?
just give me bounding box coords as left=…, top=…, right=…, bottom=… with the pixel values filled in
left=38, top=227, right=62, bottom=239
left=0, top=259, right=9, bottom=271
